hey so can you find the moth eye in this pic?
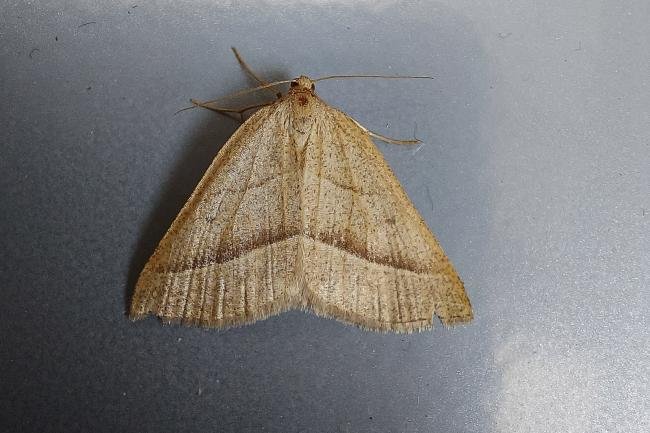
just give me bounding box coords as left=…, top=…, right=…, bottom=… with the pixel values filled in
left=290, top=81, right=298, bottom=87
left=311, top=83, right=315, bottom=90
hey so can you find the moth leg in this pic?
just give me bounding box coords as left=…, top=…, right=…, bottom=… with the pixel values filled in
left=231, top=47, right=269, bottom=87
left=231, top=47, right=283, bottom=99
left=348, top=117, right=420, bottom=145
left=366, top=129, right=420, bottom=145
left=190, top=99, right=274, bottom=122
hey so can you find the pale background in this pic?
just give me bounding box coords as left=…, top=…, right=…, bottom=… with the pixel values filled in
left=1, top=1, right=648, bottom=432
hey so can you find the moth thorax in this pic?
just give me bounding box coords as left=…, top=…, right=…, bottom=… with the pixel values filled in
left=288, top=84, right=316, bottom=153
left=289, top=115, right=314, bottom=153
left=290, top=76, right=315, bottom=91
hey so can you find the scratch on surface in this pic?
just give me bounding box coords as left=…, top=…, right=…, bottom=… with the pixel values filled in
left=411, top=142, right=425, bottom=155
left=425, top=185, right=435, bottom=212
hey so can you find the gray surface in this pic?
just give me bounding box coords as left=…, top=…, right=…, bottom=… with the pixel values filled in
left=1, top=1, right=648, bottom=432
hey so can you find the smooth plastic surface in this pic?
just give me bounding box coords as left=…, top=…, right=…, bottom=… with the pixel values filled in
left=1, top=1, right=648, bottom=432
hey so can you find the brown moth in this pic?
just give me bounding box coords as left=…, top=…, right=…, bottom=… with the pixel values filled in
left=129, top=51, right=473, bottom=332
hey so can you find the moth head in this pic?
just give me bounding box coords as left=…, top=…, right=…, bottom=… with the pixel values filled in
left=289, top=76, right=316, bottom=92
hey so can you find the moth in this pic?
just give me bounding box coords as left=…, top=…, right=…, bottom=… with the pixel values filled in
left=130, top=49, right=473, bottom=332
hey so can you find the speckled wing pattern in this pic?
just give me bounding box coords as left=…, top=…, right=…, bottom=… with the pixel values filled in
left=130, top=85, right=472, bottom=332
left=299, top=107, right=472, bottom=331
left=130, top=105, right=304, bottom=327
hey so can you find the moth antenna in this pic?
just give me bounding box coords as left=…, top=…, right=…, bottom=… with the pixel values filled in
left=175, top=75, right=288, bottom=116
left=313, top=74, right=434, bottom=82
left=199, top=79, right=293, bottom=105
